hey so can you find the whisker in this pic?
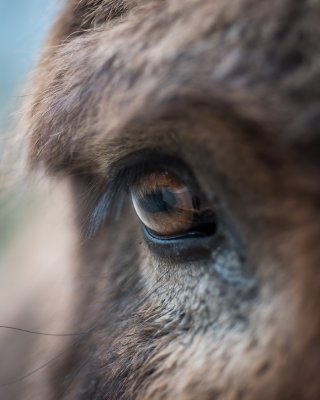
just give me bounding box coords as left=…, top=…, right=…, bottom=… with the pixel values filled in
left=0, top=277, right=164, bottom=389
left=0, top=334, right=88, bottom=387
left=0, top=326, right=87, bottom=337
left=0, top=282, right=140, bottom=388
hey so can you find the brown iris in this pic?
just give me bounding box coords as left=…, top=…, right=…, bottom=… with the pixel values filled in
left=131, top=170, right=201, bottom=237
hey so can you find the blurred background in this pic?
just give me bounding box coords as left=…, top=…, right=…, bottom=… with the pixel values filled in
left=0, top=0, right=60, bottom=263
left=0, top=0, right=59, bottom=133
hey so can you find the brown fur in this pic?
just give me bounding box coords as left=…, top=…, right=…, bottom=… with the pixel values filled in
left=2, top=0, right=320, bottom=399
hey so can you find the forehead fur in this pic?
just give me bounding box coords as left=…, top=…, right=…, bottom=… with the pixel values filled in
left=51, top=0, right=137, bottom=41
left=26, top=0, right=320, bottom=173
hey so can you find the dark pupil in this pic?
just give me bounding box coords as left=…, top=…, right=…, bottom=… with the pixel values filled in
left=137, top=188, right=178, bottom=214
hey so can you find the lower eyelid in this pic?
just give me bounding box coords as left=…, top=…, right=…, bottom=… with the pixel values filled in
left=142, top=226, right=224, bottom=262
left=143, top=226, right=254, bottom=287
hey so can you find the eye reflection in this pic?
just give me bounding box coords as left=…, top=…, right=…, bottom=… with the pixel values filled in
left=131, top=170, right=215, bottom=238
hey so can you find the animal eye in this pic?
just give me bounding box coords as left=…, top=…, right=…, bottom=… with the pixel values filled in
left=131, top=170, right=216, bottom=238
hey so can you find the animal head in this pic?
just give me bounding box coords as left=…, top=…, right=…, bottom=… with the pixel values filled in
left=8, top=0, right=320, bottom=398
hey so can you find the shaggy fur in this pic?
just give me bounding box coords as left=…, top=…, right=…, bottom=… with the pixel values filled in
left=2, top=0, right=320, bottom=399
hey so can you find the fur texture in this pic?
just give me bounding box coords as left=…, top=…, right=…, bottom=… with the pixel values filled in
left=2, top=0, right=320, bottom=399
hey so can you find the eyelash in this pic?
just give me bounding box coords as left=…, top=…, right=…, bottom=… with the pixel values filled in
left=88, top=177, right=128, bottom=237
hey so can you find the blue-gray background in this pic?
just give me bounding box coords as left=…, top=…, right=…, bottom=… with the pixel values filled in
left=0, top=1, right=61, bottom=254
left=0, top=0, right=60, bottom=133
